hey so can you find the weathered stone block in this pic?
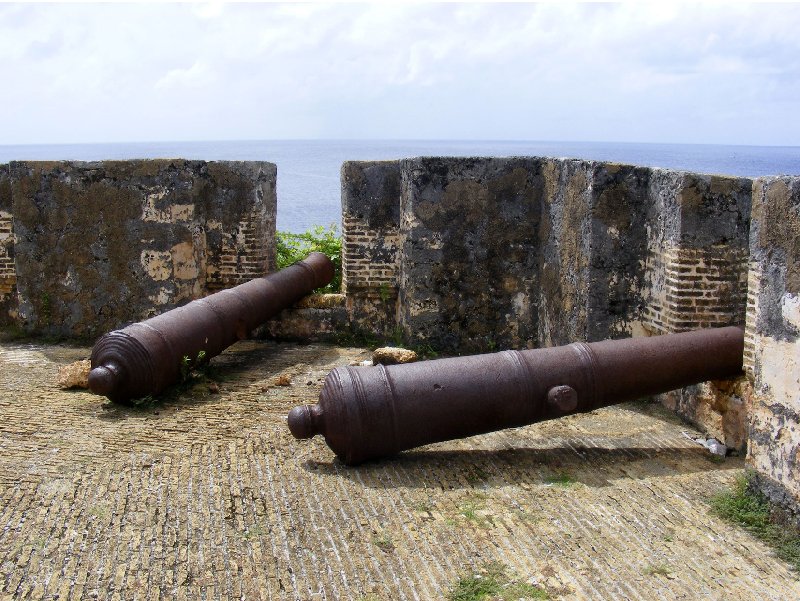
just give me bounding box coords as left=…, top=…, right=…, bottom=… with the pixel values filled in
left=261, top=293, right=348, bottom=341
left=0, top=164, right=16, bottom=326
left=639, top=171, right=752, bottom=448
left=746, top=176, right=800, bottom=510
left=341, top=161, right=402, bottom=335
left=398, top=157, right=542, bottom=353
left=585, top=162, right=654, bottom=342
left=538, top=159, right=654, bottom=346
left=643, top=171, right=751, bottom=336
left=9, top=160, right=276, bottom=338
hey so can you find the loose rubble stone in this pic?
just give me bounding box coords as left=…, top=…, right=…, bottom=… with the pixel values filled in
left=372, top=347, right=418, bottom=365
left=56, top=359, right=91, bottom=389
left=274, top=374, right=292, bottom=386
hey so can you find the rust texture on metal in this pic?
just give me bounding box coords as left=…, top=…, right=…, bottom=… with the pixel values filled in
left=288, top=326, right=745, bottom=464
left=89, top=252, right=334, bottom=403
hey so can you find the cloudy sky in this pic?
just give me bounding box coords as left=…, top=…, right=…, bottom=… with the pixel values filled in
left=1, top=1, right=798, bottom=146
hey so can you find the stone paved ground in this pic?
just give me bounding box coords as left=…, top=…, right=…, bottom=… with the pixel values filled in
left=1, top=340, right=798, bottom=601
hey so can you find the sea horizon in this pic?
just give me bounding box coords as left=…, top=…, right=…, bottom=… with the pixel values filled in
left=2, top=139, right=798, bottom=233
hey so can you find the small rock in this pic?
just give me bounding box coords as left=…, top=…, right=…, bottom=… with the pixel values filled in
left=350, top=359, right=374, bottom=366
left=372, top=347, right=418, bottom=365
left=207, top=381, right=220, bottom=394
left=274, top=374, right=292, bottom=386
left=56, top=359, right=91, bottom=389
left=705, top=438, right=727, bottom=456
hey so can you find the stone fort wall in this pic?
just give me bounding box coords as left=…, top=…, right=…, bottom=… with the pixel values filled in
left=342, top=158, right=751, bottom=349
left=0, top=156, right=797, bottom=518
left=0, top=160, right=276, bottom=338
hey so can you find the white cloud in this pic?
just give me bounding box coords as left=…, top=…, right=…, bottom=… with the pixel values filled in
left=155, top=61, right=215, bottom=91
left=0, top=2, right=798, bottom=145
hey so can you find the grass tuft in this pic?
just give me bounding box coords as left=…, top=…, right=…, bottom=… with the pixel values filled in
left=371, top=531, right=394, bottom=553
left=642, top=562, right=671, bottom=576
left=448, top=561, right=548, bottom=601
left=711, top=472, right=800, bottom=572
left=544, top=472, right=577, bottom=488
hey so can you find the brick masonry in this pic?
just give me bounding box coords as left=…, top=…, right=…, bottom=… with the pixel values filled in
left=0, top=165, right=14, bottom=326
left=340, top=161, right=402, bottom=336
left=745, top=176, right=800, bottom=516
left=644, top=246, right=749, bottom=333
left=5, top=160, right=276, bottom=338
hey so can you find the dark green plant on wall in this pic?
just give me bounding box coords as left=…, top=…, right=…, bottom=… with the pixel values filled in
left=276, top=224, right=342, bottom=293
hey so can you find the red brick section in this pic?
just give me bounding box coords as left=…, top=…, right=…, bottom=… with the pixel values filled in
left=212, top=216, right=272, bottom=291
left=0, top=212, right=14, bottom=298
left=645, top=246, right=748, bottom=334
left=341, top=214, right=401, bottom=333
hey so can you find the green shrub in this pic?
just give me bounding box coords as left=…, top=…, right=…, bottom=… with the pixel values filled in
left=276, top=224, right=342, bottom=293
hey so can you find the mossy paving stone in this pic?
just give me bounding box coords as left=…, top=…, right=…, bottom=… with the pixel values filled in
left=1, top=339, right=799, bottom=599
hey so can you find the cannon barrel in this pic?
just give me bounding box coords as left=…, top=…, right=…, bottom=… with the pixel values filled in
left=89, top=252, right=334, bottom=403
left=288, top=326, right=744, bottom=464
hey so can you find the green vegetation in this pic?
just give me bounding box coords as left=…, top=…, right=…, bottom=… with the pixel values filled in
left=642, top=562, right=671, bottom=576
left=180, top=350, right=208, bottom=382
left=449, top=562, right=548, bottom=601
left=276, top=224, right=342, bottom=293
left=544, top=472, right=578, bottom=488
left=242, top=522, right=269, bottom=540
left=40, top=292, right=52, bottom=324
left=371, top=531, right=394, bottom=552
left=457, top=494, right=492, bottom=528
left=711, top=472, right=800, bottom=572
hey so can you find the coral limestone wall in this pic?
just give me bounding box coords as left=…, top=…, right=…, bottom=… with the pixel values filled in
left=5, top=160, right=276, bottom=338
left=746, top=176, right=800, bottom=511
left=342, top=157, right=750, bottom=353
left=399, top=157, right=542, bottom=353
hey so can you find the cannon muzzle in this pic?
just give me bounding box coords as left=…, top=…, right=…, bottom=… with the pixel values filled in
left=288, top=326, right=744, bottom=464
left=90, top=252, right=334, bottom=403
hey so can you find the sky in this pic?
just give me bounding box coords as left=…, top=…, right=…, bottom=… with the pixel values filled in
left=1, top=1, right=799, bottom=146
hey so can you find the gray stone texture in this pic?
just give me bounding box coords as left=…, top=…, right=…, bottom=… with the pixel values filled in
left=8, top=160, right=276, bottom=338
left=539, top=159, right=655, bottom=347
left=399, top=157, right=542, bottom=353
left=341, top=160, right=401, bottom=230
left=746, top=176, right=800, bottom=509
left=391, top=157, right=751, bottom=354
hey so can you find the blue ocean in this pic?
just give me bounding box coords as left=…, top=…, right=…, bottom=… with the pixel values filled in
left=1, top=140, right=798, bottom=233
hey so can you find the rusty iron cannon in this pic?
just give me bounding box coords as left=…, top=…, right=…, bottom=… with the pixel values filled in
left=89, top=252, right=334, bottom=404
left=288, top=326, right=744, bottom=464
